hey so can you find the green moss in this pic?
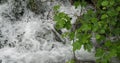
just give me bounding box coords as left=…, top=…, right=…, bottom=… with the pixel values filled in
left=27, top=0, right=38, bottom=13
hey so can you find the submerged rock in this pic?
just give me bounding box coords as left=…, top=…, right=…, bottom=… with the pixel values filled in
left=27, top=0, right=49, bottom=15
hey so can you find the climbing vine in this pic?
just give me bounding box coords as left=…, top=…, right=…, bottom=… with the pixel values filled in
left=54, top=0, right=120, bottom=63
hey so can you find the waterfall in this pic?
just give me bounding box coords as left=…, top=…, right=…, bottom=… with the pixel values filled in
left=0, top=0, right=95, bottom=63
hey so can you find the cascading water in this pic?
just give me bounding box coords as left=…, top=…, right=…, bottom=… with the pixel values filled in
left=0, top=0, right=95, bottom=63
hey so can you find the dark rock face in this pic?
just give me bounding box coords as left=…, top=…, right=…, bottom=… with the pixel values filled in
left=27, top=0, right=49, bottom=15
left=1, top=0, right=71, bottom=21
left=0, top=0, right=7, bottom=4
left=27, top=0, right=70, bottom=15
left=0, top=60, right=2, bottom=63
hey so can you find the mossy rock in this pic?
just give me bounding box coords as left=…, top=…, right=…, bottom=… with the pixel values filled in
left=27, top=0, right=48, bottom=14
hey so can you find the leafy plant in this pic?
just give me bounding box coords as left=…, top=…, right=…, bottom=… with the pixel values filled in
left=53, top=5, right=71, bottom=30
left=54, top=0, right=120, bottom=63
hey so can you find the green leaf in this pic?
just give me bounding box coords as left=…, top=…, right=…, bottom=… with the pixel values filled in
left=105, top=40, right=111, bottom=47
left=102, top=7, right=107, bottom=10
left=80, top=0, right=87, bottom=7
left=55, top=19, right=65, bottom=29
left=107, top=9, right=118, bottom=16
left=96, top=34, right=101, bottom=39
left=57, top=19, right=65, bottom=26
left=96, top=48, right=104, bottom=57
left=101, top=14, right=108, bottom=19
left=73, top=41, right=82, bottom=51
left=109, top=49, right=117, bottom=57
left=101, top=59, right=108, bottom=63
left=74, top=1, right=80, bottom=8
left=65, top=22, right=71, bottom=30
left=69, top=32, right=75, bottom=40
left=109, top=1, right=115, bottom=6
left=53, top=5, right=60, bottom=11
left=84, top=43, right=93, bottom=52
left=54, top=14, right=61, bottom=21
left=101, top=1, right=109, bottom=6
left=66, top=59, right=75, bottom=63
left=62, top=32, right=69, bottom=38
left=100, top=29, right=105, bottom=34
left=81, top=34, right=91, bottom=44
left=116, top=6, right=120, bottom=11
left=91, top=18, right=97, bottom=23
left=92, top=23, right=99, bottom=32
left=65, top=17, right=71, bottom=30
left=81, top=24, right=91, bottom=31
left=54, top=12, right=71, bottom=30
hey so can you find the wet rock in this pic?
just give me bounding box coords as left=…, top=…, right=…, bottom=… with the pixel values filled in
left=111, top=57, right=120, bottom=63
left=0, top=0, right=7, bottom=4
left=27, top=0, right=49, bottom=15
left=0, top=60, right=2, bottom=63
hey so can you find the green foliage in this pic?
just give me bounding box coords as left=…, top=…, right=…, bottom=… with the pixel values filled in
left=74, top=1, right=80, bottom=8
left=53, top=5, right=60, bottom=11
left=54, top=0, right=120, bottom=63
left=101, top=1, right=109, bottom=6
left=53, top=5, right=71, bottom=30
left=72, top=40, right=82, bottom=52
left=54, top=12, right=71, bottom=30
left=66, top=59, right=75, bottom=63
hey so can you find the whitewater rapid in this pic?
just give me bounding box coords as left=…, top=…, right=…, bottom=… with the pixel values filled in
left=0, top=0, right=95, bottom=63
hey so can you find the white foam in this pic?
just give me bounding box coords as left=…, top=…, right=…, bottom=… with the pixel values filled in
left=0, top=0, right=95, bottom=63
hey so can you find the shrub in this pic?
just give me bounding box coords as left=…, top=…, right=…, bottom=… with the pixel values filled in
left=54, top=0, right=120, bottom=63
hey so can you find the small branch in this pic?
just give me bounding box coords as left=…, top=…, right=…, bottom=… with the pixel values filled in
left=52, top=29, right=66, bottom=44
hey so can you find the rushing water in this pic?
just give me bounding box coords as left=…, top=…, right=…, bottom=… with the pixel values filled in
left=0, top=0, right=95, bottom=63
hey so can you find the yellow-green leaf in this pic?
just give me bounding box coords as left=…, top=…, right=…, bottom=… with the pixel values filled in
left=101, top=1, right=109, bottom=6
